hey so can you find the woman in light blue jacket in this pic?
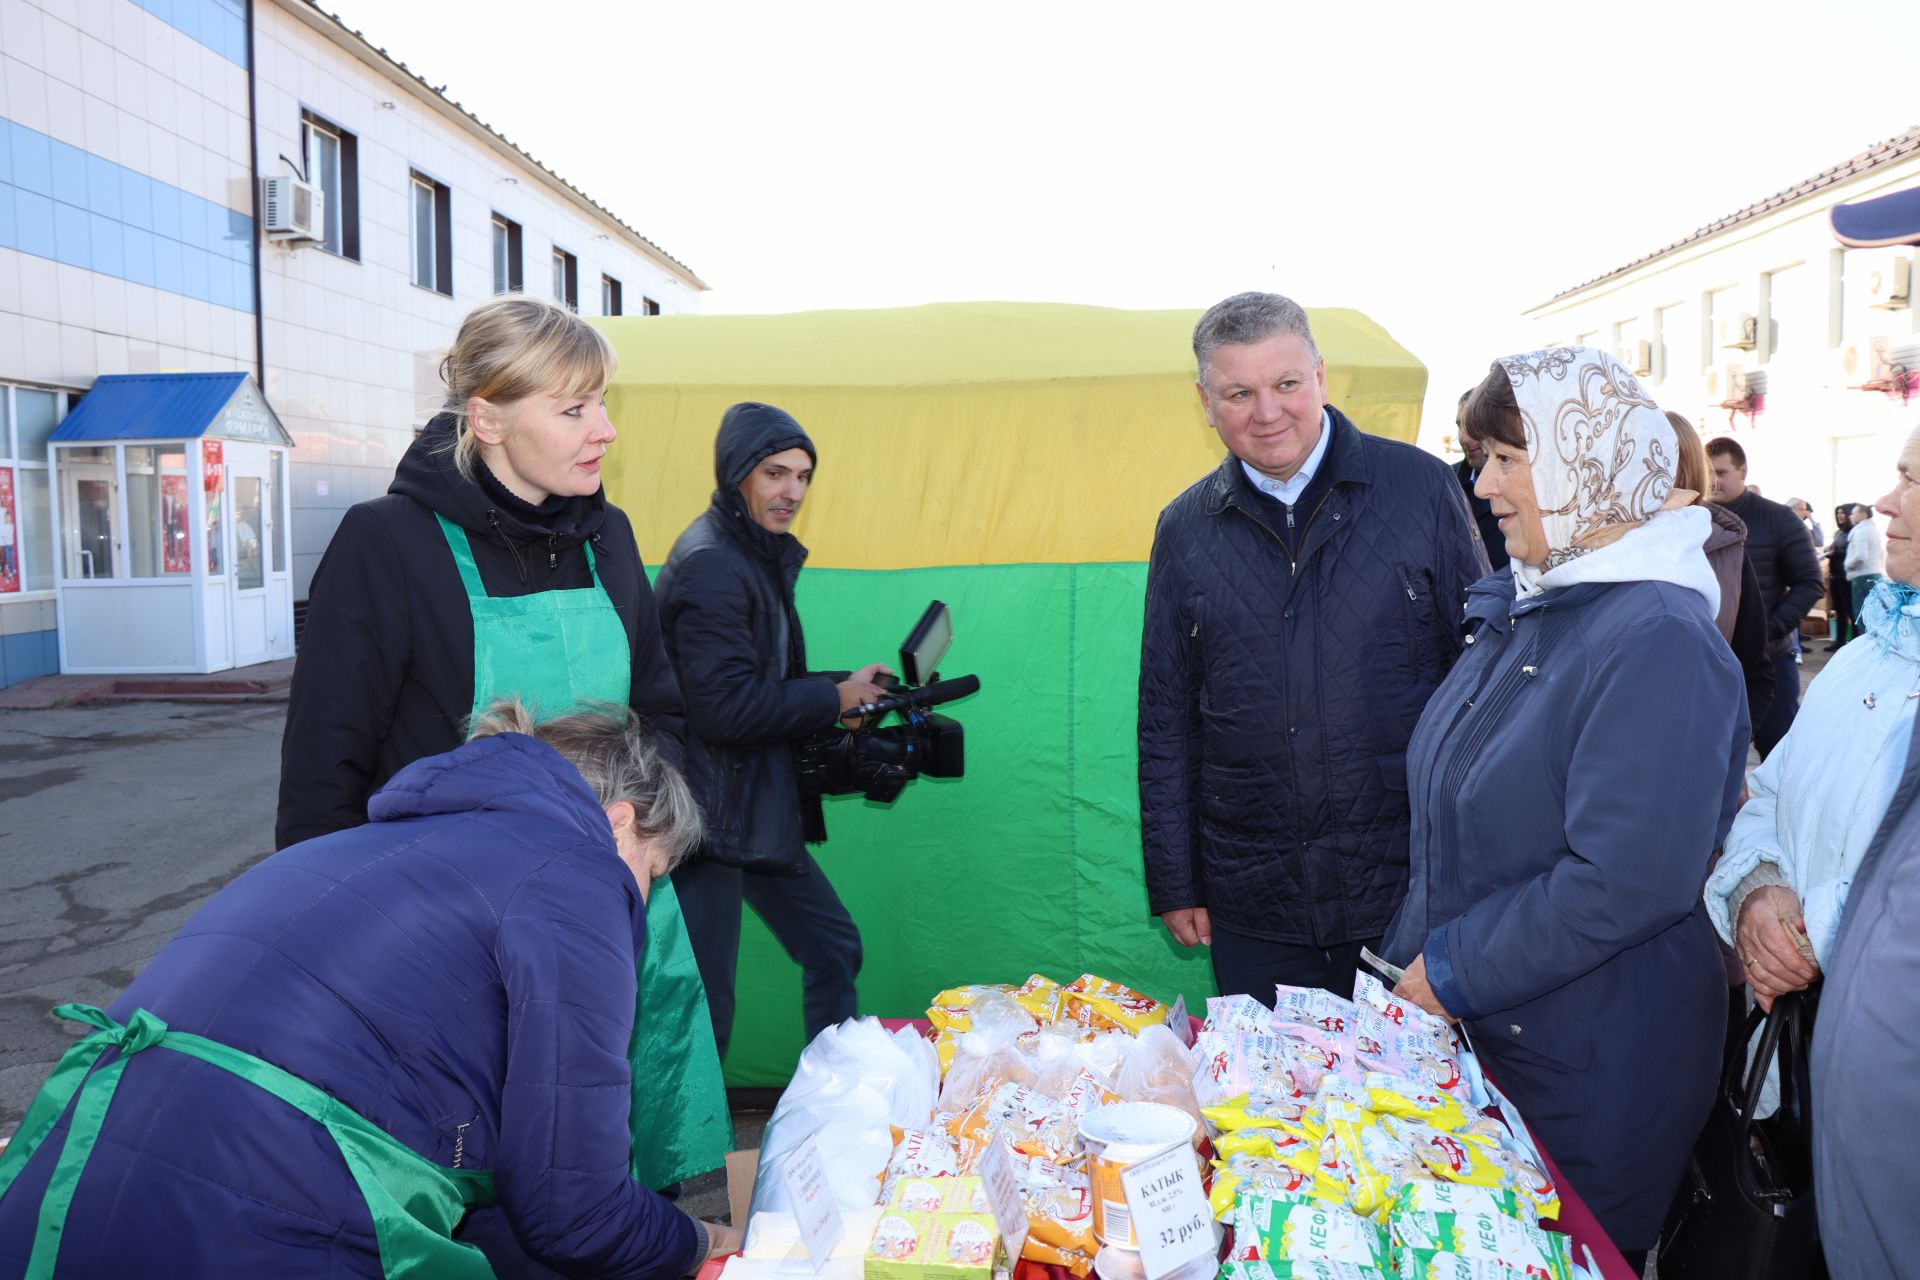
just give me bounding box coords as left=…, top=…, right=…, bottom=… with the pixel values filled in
left=1707, top=425, right=1920, bottom=1009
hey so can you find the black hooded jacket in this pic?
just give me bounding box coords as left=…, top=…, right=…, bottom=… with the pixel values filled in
left=275, top=414, right=686, bottom=849
left=655, top=404, right=843, bottom=873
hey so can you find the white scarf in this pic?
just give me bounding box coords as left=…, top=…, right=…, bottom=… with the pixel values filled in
left=1499, top=346, right=1720, bottom=615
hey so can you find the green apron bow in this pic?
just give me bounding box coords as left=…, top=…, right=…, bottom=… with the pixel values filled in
left=436, top=513, right=730, bottom=1189
left=0, top=1005, right=498, bottom=1280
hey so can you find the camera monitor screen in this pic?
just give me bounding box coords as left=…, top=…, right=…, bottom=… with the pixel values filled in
left=900, top=601, right=952, bottom=686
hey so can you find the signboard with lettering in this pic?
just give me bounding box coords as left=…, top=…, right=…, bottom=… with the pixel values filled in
left=1119, top=1143, right=1214, bottom=1278
left=779, top=1133, right=846, bottom=1272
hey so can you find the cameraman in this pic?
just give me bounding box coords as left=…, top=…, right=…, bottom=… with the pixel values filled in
left=657, top=403, right=891, bottom=1058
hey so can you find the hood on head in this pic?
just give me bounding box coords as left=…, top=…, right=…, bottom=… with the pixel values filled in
left=714, top=403, right=817, bottom=495
left=390, top=412, right=606, bottom=546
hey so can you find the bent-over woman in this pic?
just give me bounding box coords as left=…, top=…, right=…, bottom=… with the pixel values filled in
left=0, top=704, right=739, bottom=1279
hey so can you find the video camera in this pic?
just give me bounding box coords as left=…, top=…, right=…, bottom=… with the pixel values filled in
left=794, top=601, right=977, bottom=813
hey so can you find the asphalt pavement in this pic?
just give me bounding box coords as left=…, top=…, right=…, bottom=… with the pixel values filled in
left=0, top=699, right=285, bottom=1130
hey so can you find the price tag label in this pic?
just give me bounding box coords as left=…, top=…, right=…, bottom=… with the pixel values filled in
left=779, top=1133, right=845, bottom=1272
left=1165, top=995, right=1194, bottom=1047
left=978, top=1137, right=1030, bottom=1258
left=1119, top=1142, right=1214, bottom=1279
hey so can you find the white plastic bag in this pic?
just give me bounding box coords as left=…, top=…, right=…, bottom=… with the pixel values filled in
left=1114, top=1022, right=1205, bottom=1131
left=748, top=1018, right=939, bottom=1228
left=936, top=992, right=1040, bottom=1109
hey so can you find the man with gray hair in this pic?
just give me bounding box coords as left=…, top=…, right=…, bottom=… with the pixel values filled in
left=1138, top=292, right=1486, bottom=1000
left=1846, top=500, right=1886, bottom=622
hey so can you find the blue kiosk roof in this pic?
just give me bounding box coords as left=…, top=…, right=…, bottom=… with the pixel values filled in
left=50, top=372, right=261, bottom=443
left=1831, top=185, right=1920, bottom=249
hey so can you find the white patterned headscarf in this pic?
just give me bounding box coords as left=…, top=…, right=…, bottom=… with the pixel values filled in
left=1495, top=346, right=1720, bottom=613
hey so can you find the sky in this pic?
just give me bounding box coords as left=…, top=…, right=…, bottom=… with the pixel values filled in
left=317, top=0, right=1920, bottom=453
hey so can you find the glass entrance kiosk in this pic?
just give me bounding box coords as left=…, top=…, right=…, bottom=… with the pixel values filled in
left=49, top=373, right=296, bottom=674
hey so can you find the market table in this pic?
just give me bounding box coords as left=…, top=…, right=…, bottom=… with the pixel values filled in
left=861, top=1017, right=1638, bottom=1280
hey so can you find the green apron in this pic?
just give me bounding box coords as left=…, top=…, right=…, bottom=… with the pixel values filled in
left=437, top=514, right=730, bottom=1189
left=0, top=1005, right=498, bottom=1280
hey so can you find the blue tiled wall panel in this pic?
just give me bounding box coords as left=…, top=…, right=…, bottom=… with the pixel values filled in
left=130, top=0, right=248, bottom=69
left=0, top=629, right=60, bottom=689
left=0, top=118, right=255, bottom=314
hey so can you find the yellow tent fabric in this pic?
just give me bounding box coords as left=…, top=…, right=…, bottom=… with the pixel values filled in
left=595, top=302, right=1425, bottom=571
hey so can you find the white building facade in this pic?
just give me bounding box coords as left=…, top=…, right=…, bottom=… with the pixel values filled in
left=0, top=0, right=705, bottom=687
left=1525, top=128, right=1920, bottom=522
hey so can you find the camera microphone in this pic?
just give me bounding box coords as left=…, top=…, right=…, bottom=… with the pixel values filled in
left=852, top=674, right=981, bottom=719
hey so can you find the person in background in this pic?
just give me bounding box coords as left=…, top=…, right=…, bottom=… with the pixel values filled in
left=1705, top=430, right=1920, bottom=1018
left=1453, top=386, right=1508, bottom=571
left=1846, top=501, right=1886, bottom=627
left=1707, top=437, right=1824, bottom=757
left=1825, top=506, right=1855, bottom=651
left=1140, top=292, right=1485, bottom=1004
left=1386, top=348, right=1745, bottom=1270
left=657, top=403, right=891, bottom=1061
left=1790, top=498, right=1826, bottom=552
left=1811, top=429, right=1920, bottom=1280
left=0, top=704, right=739, bottom=1279
left=1668, top=412, right=1773, bottom=732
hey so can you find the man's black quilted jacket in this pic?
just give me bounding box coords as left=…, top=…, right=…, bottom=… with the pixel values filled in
left=1137, top=407, right=1488, bottom=945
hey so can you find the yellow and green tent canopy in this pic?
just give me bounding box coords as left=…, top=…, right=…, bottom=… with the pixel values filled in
left=595, top=301, right=1425, bottom=1085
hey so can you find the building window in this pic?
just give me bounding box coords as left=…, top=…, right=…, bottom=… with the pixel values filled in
left=642, top=296, right=661, bottom=316
left=552, top=247, right=578, bottom=309
left=1763, top=263, right=1807, bottom=363
left=1, top=385, right=64, bottom=593
left=601, top=274, right=623, bottom=316
left=491, top=214, right=524, bottom=294
left=410, top=172, right=452, bottom=295
left=1654, top=302, right=1690, bottom=385
left=300, top=110, right=359, bottom=259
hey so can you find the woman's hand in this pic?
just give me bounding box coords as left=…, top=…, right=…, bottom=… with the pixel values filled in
left=1392, top=954, right=1458, bottom=1024
left=1737, top=884, right=1819, bottom=1011
left=699, top=1221, right=743, bottom=1266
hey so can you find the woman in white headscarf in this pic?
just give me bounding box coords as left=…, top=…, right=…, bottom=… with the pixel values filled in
left=1380, top=348, right=1750, bottom=1264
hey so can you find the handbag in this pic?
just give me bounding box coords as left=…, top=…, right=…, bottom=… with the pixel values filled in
left=1656, top=990, right=1826, bottom=1278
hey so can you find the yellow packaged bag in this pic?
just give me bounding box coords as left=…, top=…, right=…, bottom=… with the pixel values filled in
left=1381, top=1118, right=1508, bottom=1189
left=1363, top=1074, right=1472, bottom=1132
left=1061, top=975, right=1169, bottom=1034
left=1216, top=1127, right=1319, bottom=1164
left=927, top=985, right=1013, bottom=1035
left=1203, top=1090, right=1319, bottom=1135
left=1206, top=1154, right=1315, bottom=1220
left=1010, top=974, right=1067, bottom=1025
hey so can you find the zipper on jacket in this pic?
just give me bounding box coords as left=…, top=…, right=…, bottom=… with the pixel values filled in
left=547, top=533, right=558, bottom=569
left=1231, top=487, right=1336, bottom=576
left=486, top=510, right=530, bottom=584
left=452, top=1119, right=472, bottom=1168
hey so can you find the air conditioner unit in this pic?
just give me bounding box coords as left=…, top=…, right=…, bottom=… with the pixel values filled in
left=261, top=176, right=324, bottom=242
left=1707, top=362, right=1752, bottom=407
left=1718, top=313, right=1758, bottom=350
left=1626, top=338, right=1653, bottom=376
left=1865, top=254, right=1913, bottom=310
left=1838, top=337, right=1893, bottom=387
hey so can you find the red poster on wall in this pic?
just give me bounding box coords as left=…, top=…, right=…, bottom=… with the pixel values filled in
left=0, top=467, right=19, bottom=594
left=162, top=473, right=191, bottom=574
left=202, top=440, right=225, bottom=577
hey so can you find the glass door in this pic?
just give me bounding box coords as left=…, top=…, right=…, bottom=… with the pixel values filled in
left=231, top=468, right=264, bottom=591
left=59, top=447, right=118, bottom=579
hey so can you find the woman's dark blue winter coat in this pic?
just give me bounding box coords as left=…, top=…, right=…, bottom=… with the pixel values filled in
left=1382, top=573, right=1749, bottom=1253
left=0, top=734, right=699, bottom=1280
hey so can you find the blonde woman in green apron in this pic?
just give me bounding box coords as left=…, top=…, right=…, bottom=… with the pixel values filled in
left=0, top=703, right=740, bottom=1278
left=272, top=297, right=730, bottom=1261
